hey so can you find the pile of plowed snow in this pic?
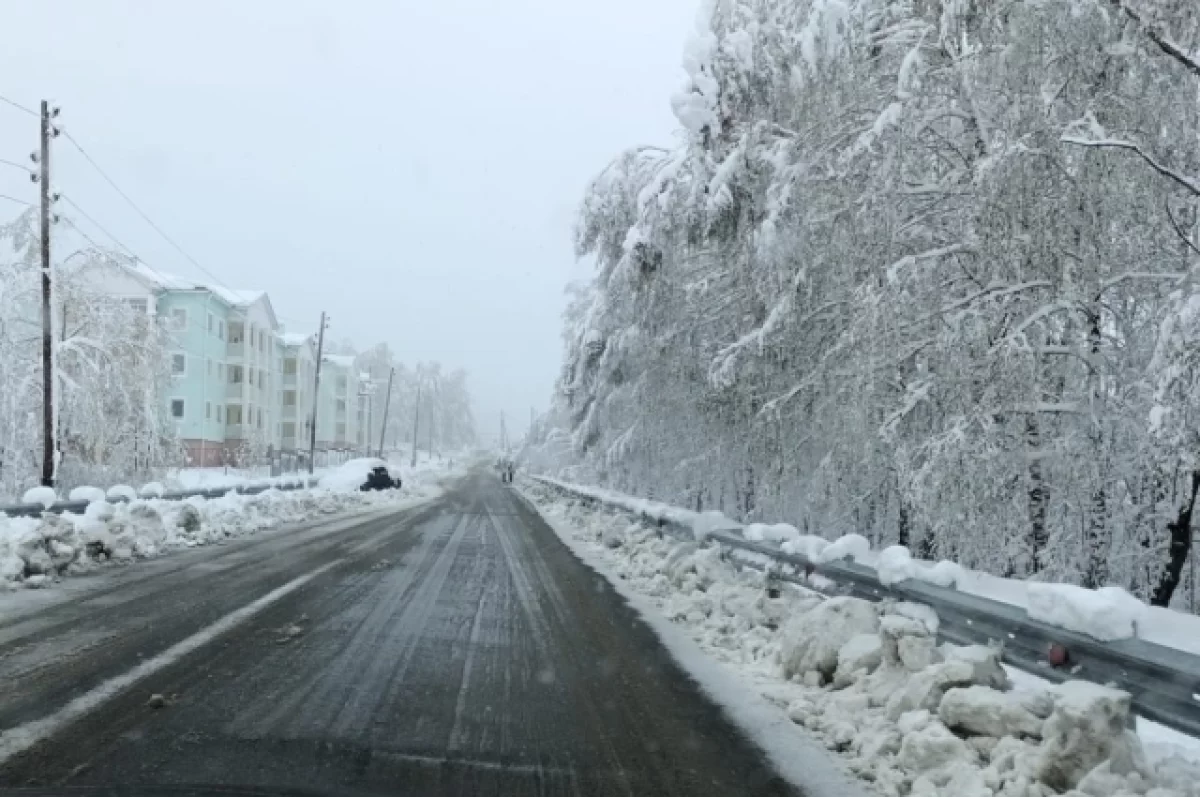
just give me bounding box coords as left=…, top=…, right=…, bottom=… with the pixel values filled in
left=1, top=478, right=441, bottom=590
left=524, top=482, right=1200, bottom=797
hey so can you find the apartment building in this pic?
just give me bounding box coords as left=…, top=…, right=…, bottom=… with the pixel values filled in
left=316, top=355, right=358, bottom=451
left=77, top=261, right=284, bottom=466
left=279, top=333, right=317, bottom=454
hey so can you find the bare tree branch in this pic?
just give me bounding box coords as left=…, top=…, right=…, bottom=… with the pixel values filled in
left=1104, top=0, right=1200, bottom=79
left=1061, top=136, right=1200, bottom=196
left=1165, top=199, right=1200, bottom=258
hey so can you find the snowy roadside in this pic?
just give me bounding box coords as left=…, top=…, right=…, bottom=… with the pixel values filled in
left=520, top=481, right=1200, bottom=797
left=533, top=477, right=1200, bottom=656
left=0, top=462, right=457, bottom=593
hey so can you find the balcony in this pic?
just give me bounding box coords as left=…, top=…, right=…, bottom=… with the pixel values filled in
left=227, top=381, right=247, bottom=400
left=282, top=405, right=298, bottom=421
left=281, top=435, right=298, bottom=451
left=226, top=340, right=246, bottom=362
left=225, top=423, right=247, bottom=440
left=282, top=372, right=297, bottom=388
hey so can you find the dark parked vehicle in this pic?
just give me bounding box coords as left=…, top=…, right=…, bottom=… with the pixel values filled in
left=360, top=466, right=400, bottom=491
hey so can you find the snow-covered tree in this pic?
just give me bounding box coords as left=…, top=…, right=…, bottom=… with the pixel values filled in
left=530, top=0, right=1200, bottom=609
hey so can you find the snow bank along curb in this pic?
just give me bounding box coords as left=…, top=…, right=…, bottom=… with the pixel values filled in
left=6, top=476, right=321, bottom=519
left=524, top=482, right=1200, bottom=797
left=0, top=470, right=446, bottom=592
left=531, top=477, right=1200, bottom=741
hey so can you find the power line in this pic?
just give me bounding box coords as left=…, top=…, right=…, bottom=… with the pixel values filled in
left=0, top=156, right=33, bottom=176
left=59, top=193, right=137, bottom=258
left=58, top=129, right=310, bottom=329
left=0, top=92, right=37, bottom=118
left=60, top=129, right=246, bottom=294
left=0, top=192, right=32, bottom=207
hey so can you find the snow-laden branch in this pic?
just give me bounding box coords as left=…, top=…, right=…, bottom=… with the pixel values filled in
left=1102, top=0, right=1200, bottom=79
left=1097, top=271, right=1185, bottom=296
left=1061, top=136, right=1200, bottom=197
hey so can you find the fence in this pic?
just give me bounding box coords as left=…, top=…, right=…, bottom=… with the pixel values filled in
left=532, top=476, right=1200, bottom=739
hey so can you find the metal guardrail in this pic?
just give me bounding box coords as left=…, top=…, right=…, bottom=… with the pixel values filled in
left=0, top=477, right=321, bottom=519
left=532, top=476, right=1200, bottom=739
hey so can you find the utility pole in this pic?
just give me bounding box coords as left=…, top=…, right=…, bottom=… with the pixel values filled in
left=307, top=312, right=327, bottom=474
left=37, top=101, right=58, bottom=487
left=427, top=385, right=434, bottom=459
left=500, top=411, right=508, bottom=454
left=377, top=367, right=394, bottom=458
left=409, top=376, right=422, bottom=468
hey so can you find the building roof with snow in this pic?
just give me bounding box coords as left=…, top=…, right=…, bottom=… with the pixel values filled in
left=279, top=332, right=314, bottom=347
left=120, top=261, right=279, bottom=329
left=323, top=354, right=356, bottom=369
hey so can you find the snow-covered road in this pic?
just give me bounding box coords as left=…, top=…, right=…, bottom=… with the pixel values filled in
left=0, top=472, right=811, bottom=796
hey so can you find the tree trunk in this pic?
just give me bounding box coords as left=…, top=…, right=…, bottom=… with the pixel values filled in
left=1026, top=416, right=1048, bottom=573
left=1151, top=470, right=1199, bottom=607
left=898, top=498, right=911, bottom=548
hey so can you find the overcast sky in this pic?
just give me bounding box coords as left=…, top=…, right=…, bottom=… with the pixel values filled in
left=0, top=0, right=696, bottom=442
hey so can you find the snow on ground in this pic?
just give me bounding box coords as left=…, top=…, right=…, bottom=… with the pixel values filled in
left=535, top=477, right=1200, bottom=655
left=0, top=461, right=457, bottom=592
left=521, top=480, right=1200, bottom=797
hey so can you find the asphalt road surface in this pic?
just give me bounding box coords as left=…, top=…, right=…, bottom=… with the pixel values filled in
left=0, top=473, right=798, bottom=797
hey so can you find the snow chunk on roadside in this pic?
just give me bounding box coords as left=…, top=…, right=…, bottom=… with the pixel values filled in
left=106, top=485, right=137, bottom=502
left=877, top=545, right=917, bottom=585
left=1027, top=582, right=1147, bottom=641
left=138, top=482, right=165, bottom=499
left=68, top=486, right=106, bottom=503
left=691, top=509, right=739, bottom=541
left=939, top=685, right=1043, bottom=739
left=832, top=633, right=883, bottom=688
left=897, top=721, right=973, bottom=775
left=1036, top=680, right=1145, bottom=790
left=816, top=533, right=870, bottom=564
left=21, top=487, right=58, bottom=509
left=781, top=534, right=829, bottom=560
left=780, top=596, right=879, bottom=684
left=745, top=523, right=800, bottom=545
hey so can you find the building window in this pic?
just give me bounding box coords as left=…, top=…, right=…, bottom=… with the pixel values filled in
left=283, top=390, right=296, bottom=406
left=169, top=308, right=187, bottom=330
left=284, top=358, right=297, bottom=375
left=126, top=298, right=148, bottom=314
left=227, top=405, right=242, bottom=425
left=336, top=399, right=346, bottom=412
left=207, top=313, right=214, bottom=333
left=218, top=320, right=225, bottom=340
left=171, top=354, right=186, bottom=375
left=218, top=363, right=225, bottom=379
left=257, top=408, right=263, bottom=428
left=282, top=421, right=295, bottom=438
left=206, top=402, right=211, bottom=420
left=216, top=405, right=223, bottom=422
left=229, top=365, right=243, bottom=384
left=206, top=359, right=212, bottom=377
left=171, top=399, right=185, bottom=419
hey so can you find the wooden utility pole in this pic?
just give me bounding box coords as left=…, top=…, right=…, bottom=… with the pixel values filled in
left=307, top=312, right=327, bottom=474
left=409, top=377, right=422, bottom=468
left=377, top=367, right=394, bottom=458
left=426, top=385, right=434, bottom=459
left=38, top=100, right=55, bottom=487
